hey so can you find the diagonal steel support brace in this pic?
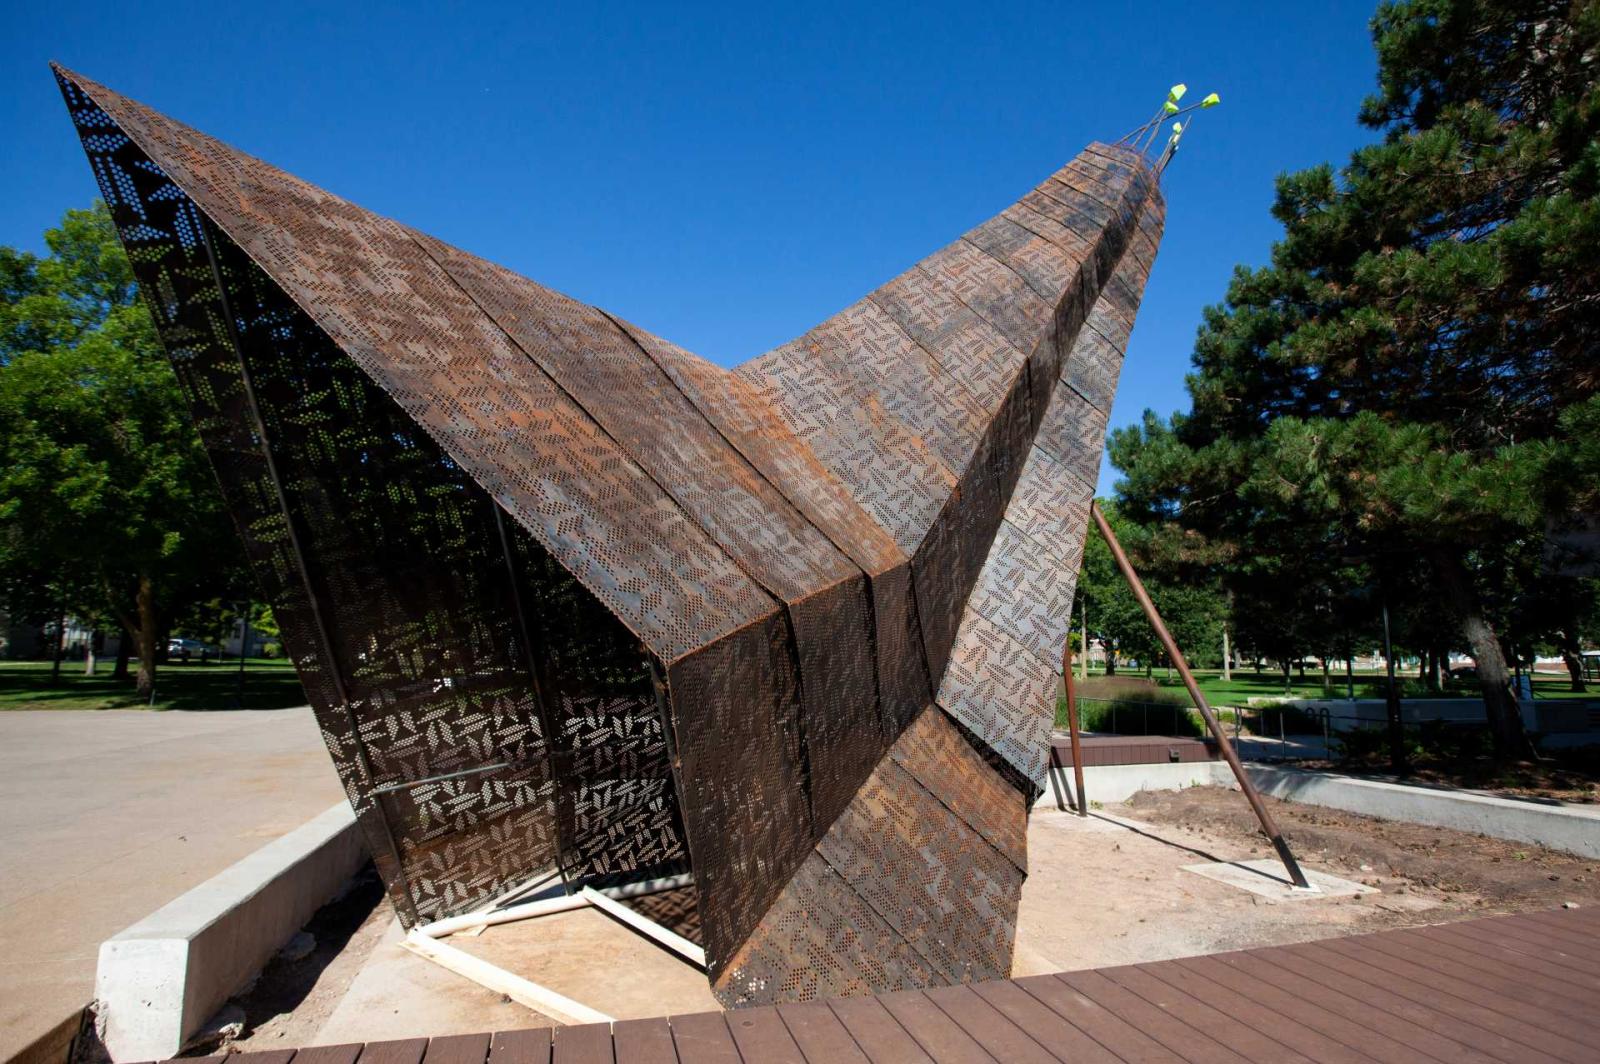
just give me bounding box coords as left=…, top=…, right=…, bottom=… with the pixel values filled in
left=1088, top=501, right=1312, bottom=889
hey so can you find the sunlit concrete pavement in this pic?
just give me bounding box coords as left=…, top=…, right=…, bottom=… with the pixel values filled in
left=0, top=707, right=344, bottom=1062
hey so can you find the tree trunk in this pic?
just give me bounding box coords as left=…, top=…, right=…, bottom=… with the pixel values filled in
left=135, top=573, right=158, bottom=702
left=1557, top=631, right=1587, bottom=694
left=84, top=631, right=97, bottom=676
left=113, top=634, right=131, bottom=681
left=1282, top=660, right=1291, bottom=695
left=1079, top=600, right=1088, bottom=681
left=1431, top=551, right=1531, bottom=760
left=1221, top=625, right=1232, bottom=681
left=1321, top=658, right=1330, bottom=696
left=1105, top=646, right=1117, bottom=676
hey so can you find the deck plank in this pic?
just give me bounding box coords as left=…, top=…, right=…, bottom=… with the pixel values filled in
left=775, top=1003, right=871, bottom=1064
left=610, top=1018, right=676, bottom=1063
left=1209, top=948, right=1506, bottom=1064
left=875, top=990, right=992, bottom=1064
left=1304, top=936, right=1595, bottom=1062
left=724, top=1006, right=805, bottom=1063
left=1331, top=929, right=1600, bottom=1041
left=920, top=985, right=1072, bottom=1064
left=1093, top=964, right=1319, bottom=1064
left=552, top=1023, right=613, bottom=1064
left=139, top=909, right=1600, bottom=1064
left=1054, top=970, right=1241, bottom=1064
left=424, top=1034, right=493, bottom=1064
left=1457, top=915, right=1600, bottom=977
left=668, top=1012, right=739, bottom=1064
left=1377, top=926, right=1597, bottom=1007
left=1010, top=974, right=1185, bottom=1063
left=1165, top=954, right=1402, bottom=1064
left=827, top=995, right=934, bottom=1064
left=230, top=1052, right=299, bottom=1064
left=1271, top=942, right=1543, bottom=1064
left=292, top=1046, right=365, bottom=1064
left=355, top=1039, right=429, bottom=1064
left=1428, top=920, right=1600, bottom=985
left=489, top=1029, right=551, bottom=1064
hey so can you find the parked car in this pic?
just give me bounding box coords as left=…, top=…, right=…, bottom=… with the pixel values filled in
left=167, top=637, right=218, bottom=663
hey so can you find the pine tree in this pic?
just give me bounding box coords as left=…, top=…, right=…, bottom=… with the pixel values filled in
left=1113, top=0, right=1600, bottom=759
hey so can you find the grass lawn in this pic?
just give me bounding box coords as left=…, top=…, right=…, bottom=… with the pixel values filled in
left=1078, top=667, right=1593, bottom=706
left=0, top=657, right=307, bottom=711
left=1061, top=667, right=1593, bottom=736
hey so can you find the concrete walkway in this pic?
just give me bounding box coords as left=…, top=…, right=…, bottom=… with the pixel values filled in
left=0, top=708, right=344, bottom=1062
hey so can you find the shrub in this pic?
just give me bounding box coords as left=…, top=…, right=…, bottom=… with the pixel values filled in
left=1057, top=685, right=1203, bottom=737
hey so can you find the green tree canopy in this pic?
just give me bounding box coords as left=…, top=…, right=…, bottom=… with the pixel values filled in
left=0, top=202, right=243, bottom=695
left=1110, top=0, right=1600, bottom=758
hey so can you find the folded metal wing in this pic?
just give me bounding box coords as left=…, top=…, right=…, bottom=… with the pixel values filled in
left=54, top=64, right=1161, bottom=1004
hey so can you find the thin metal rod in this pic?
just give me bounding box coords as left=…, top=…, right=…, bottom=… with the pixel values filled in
left=1060, top=635, right=1088, bottom=817
left=1089, top=502, right=1311, bottom=889
left=197, top=221, right=420, bottom=921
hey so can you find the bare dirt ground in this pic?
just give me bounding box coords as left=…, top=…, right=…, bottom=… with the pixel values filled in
left=1126, top=786, right=1600, bottom=914
left=216, top=785, right=1598, bottom=1053
left=1314, top=753, right=1600, bottom=804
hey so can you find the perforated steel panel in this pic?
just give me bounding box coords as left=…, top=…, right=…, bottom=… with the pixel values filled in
left=717, top=706, right=1024, bottom=1007
left=55, top=62, right=1163, bottom=1001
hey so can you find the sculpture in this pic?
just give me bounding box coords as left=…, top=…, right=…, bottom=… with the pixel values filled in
left=55, top=64, right=1162, bottom=1005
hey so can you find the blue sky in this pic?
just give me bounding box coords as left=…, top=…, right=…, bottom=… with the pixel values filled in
left=2, top=0, right=1380, bottom=493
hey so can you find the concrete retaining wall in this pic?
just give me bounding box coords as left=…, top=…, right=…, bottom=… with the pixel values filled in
left=1058, top=760, right=1600, bottom=861
left=94, top=802, right=366, bottom=1062
left=1240, top=765, right=1600, bottom=860
left=1259, top=696, right=1598, bottom=735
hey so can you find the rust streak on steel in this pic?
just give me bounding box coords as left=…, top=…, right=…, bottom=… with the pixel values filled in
left=1089, top=501, right=1312, bottom=889
left=53, top=57, right=1170, bottom=1005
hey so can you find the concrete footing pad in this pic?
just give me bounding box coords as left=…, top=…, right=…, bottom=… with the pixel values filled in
left=1182, top=858, right=1376, bottom=900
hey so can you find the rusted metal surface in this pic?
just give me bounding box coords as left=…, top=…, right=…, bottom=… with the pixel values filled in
left=718, top=707, right=1025, bottom=1006
left=56, top=61, right=1164, bottom=1001
left=1089, top=501, right=1312, bottom=888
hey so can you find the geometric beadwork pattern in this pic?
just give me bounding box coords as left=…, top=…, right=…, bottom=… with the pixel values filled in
left=53, top=63, right=1161, bottom=1005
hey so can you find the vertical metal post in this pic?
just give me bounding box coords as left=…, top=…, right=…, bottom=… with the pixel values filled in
left=1381, top=602, right=1406, bottom=773
left=1089, top=502, right=1311, bottom=889
left=1060, top=636, right=1088, bottom=817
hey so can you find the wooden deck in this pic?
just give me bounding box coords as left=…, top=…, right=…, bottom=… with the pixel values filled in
left=171, top=907, right=1600, bottom=1063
